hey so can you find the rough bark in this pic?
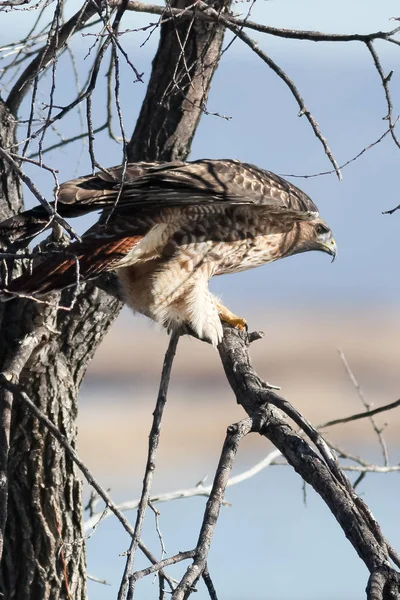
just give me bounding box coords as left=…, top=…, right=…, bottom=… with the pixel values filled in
left=127, top=0, right=227, bottom=162
left=0, top=98, right=22, bottom=574
left=0, top=0, right=229, bottom=597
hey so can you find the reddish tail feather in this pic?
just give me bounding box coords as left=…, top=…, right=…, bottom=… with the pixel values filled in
left=3, top=235, right=142, bottom=297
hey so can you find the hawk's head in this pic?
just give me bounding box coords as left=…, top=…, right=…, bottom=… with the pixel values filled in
left=292, top=218, right=337, bottom=262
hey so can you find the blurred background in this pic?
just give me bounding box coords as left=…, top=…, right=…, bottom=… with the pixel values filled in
left=2, top=1, right=400, bottom=598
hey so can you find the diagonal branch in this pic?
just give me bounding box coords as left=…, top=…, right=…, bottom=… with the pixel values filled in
left=338, top=349, right=389, bottom=466
left=320, top=398, right=400, bottom=429
left=172, top=418, right=253, bottom=599
left=196, top=2, right=342, bottom=179
left=365, top=40, right=400, bottom=150
left=216, top=325, right=400, bottom=600
left=118, top=331, right=180, bottom=600
left=6, top=0, right=99, bottom=114
left=0, top=371, right=177, bottom=590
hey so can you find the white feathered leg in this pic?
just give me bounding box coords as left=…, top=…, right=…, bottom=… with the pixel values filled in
left=183, top=280, right=223, bottom=347
left=149, top=255, right=223, bottom=346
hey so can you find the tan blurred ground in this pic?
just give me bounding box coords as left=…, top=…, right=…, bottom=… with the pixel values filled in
left=77, top=308, right=400, bottom=479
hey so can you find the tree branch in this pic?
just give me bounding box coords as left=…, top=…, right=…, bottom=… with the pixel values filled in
left=172, top=418, right=253, bottom=599
left=113, top=0, right=400, bottom=44
left=118, top=331, right=180, bottom=600
left=216, top=325, right=400, bottom=600
left=320, top=398, right=400, bottom=429
left=6, top=0, right=100, bottom=114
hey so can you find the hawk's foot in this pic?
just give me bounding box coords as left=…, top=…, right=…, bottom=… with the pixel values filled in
left=217, top=303, right=247, bottom=331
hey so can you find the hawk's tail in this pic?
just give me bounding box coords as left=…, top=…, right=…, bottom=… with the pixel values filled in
left=0, top=201, right=104, bottom=248
left=2, top=235, right=142, bottom=299
left=0, top=205, right=56, bottom=248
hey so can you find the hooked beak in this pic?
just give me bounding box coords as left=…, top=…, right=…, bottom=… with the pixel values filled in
left=322, top=238, right=337, bottom=262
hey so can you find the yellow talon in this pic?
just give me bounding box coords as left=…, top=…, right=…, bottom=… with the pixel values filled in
left=217, top=303, right=247, bottom=331
left=222, top=315, right=247, bottom=331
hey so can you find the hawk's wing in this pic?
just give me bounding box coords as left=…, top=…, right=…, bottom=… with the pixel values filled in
left=59, top=159, right=318, bottom=214
left=0, top=159, right=318, bottom=246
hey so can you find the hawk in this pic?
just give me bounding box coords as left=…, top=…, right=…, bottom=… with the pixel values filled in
left=1, top=159, right=336, bottom=346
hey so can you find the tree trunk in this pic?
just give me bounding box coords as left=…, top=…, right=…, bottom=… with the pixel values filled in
left=0, top=0, right=229, bottom=597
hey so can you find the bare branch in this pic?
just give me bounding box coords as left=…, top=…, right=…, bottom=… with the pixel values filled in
left=28, top=123, right=108, bottom=157
left=113, top=1, right=400, bottom=45
left=118, top=331, right=180, bottom=600
left=217, top=326, right=400, bottom=597
left=196, top=2, right=342, bottom=180
left=84, top=447, right=282, bottom=531
left=87, top=573, right=111, bottom=585
left=367, top=566, right=400, bottom=600
left=383, top=203, right=400, bottom=215
left=0, top=146, right=80, bottom=242
left=365, top=40, right=400, bottom=150
left=320, top=398, right=400, bottom=429
left=202, top=565, right=218, bottom=600
left=172, top=418, right=253, bottom=599
left=6, top=0, right=98, bottom=114
left=131, top=550, right=195, bottom=583
left=338, top=349, right=389, bottom=466
left=281, top=120, right=398, bottom=179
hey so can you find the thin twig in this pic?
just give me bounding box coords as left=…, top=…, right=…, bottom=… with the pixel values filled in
left=0, top=146, right=80, bottom=242
left=281, top=120, right=398, bottom=179
left=202, top=565, right=218, bottom=600
left=87, top=574, right=111, bottom=586
left=131, top=550, right=195, bottom=583
left=320, top=398, right=400, bottom=429
left=148, top=500, right=167, bottom=563
left=118, top=331, right=180, bottom=600
left=84, top=449, right=281, bottom=532
left=29, top=124, right=108, bottom=158
left=338, top=349, right=389, bottom=466
left=197, top=2, right=342, bottom=180
left=366, top=40, right=400, bottom=150
left=6, top=0, right=97, bottom=114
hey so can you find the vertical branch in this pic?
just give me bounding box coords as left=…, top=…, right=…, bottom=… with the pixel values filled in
left=118, top=331, right=180, bottom=600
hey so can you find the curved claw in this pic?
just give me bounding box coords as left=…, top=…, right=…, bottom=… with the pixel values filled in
left=219, top=311, right=247, bottom=331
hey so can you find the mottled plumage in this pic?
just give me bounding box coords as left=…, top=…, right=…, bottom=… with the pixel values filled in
left=1, top=159, right=336, bottom=345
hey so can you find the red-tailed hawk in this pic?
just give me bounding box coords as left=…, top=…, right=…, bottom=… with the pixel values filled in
left=1, top=159, right=336, bottom=346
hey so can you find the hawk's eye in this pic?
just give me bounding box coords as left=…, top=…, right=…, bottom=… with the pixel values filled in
left=315, top=224, right=329, bottom=236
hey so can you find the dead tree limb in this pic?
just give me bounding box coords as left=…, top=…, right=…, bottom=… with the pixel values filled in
left=216, top=325, right=400, bottom=600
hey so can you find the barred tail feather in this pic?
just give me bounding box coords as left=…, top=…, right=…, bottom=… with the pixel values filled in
left=0, top=202, right=110, bottom=248
left=0, top=206, right=55, bottom=248
left=3, top=235, right=143, bottom=298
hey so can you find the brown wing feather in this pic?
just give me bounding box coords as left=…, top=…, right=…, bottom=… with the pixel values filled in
left=59, top=159, right=318, bottom=214
left=5, top=235, right=143, bottom=296
left=0, top=159, right=318, bottom=247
